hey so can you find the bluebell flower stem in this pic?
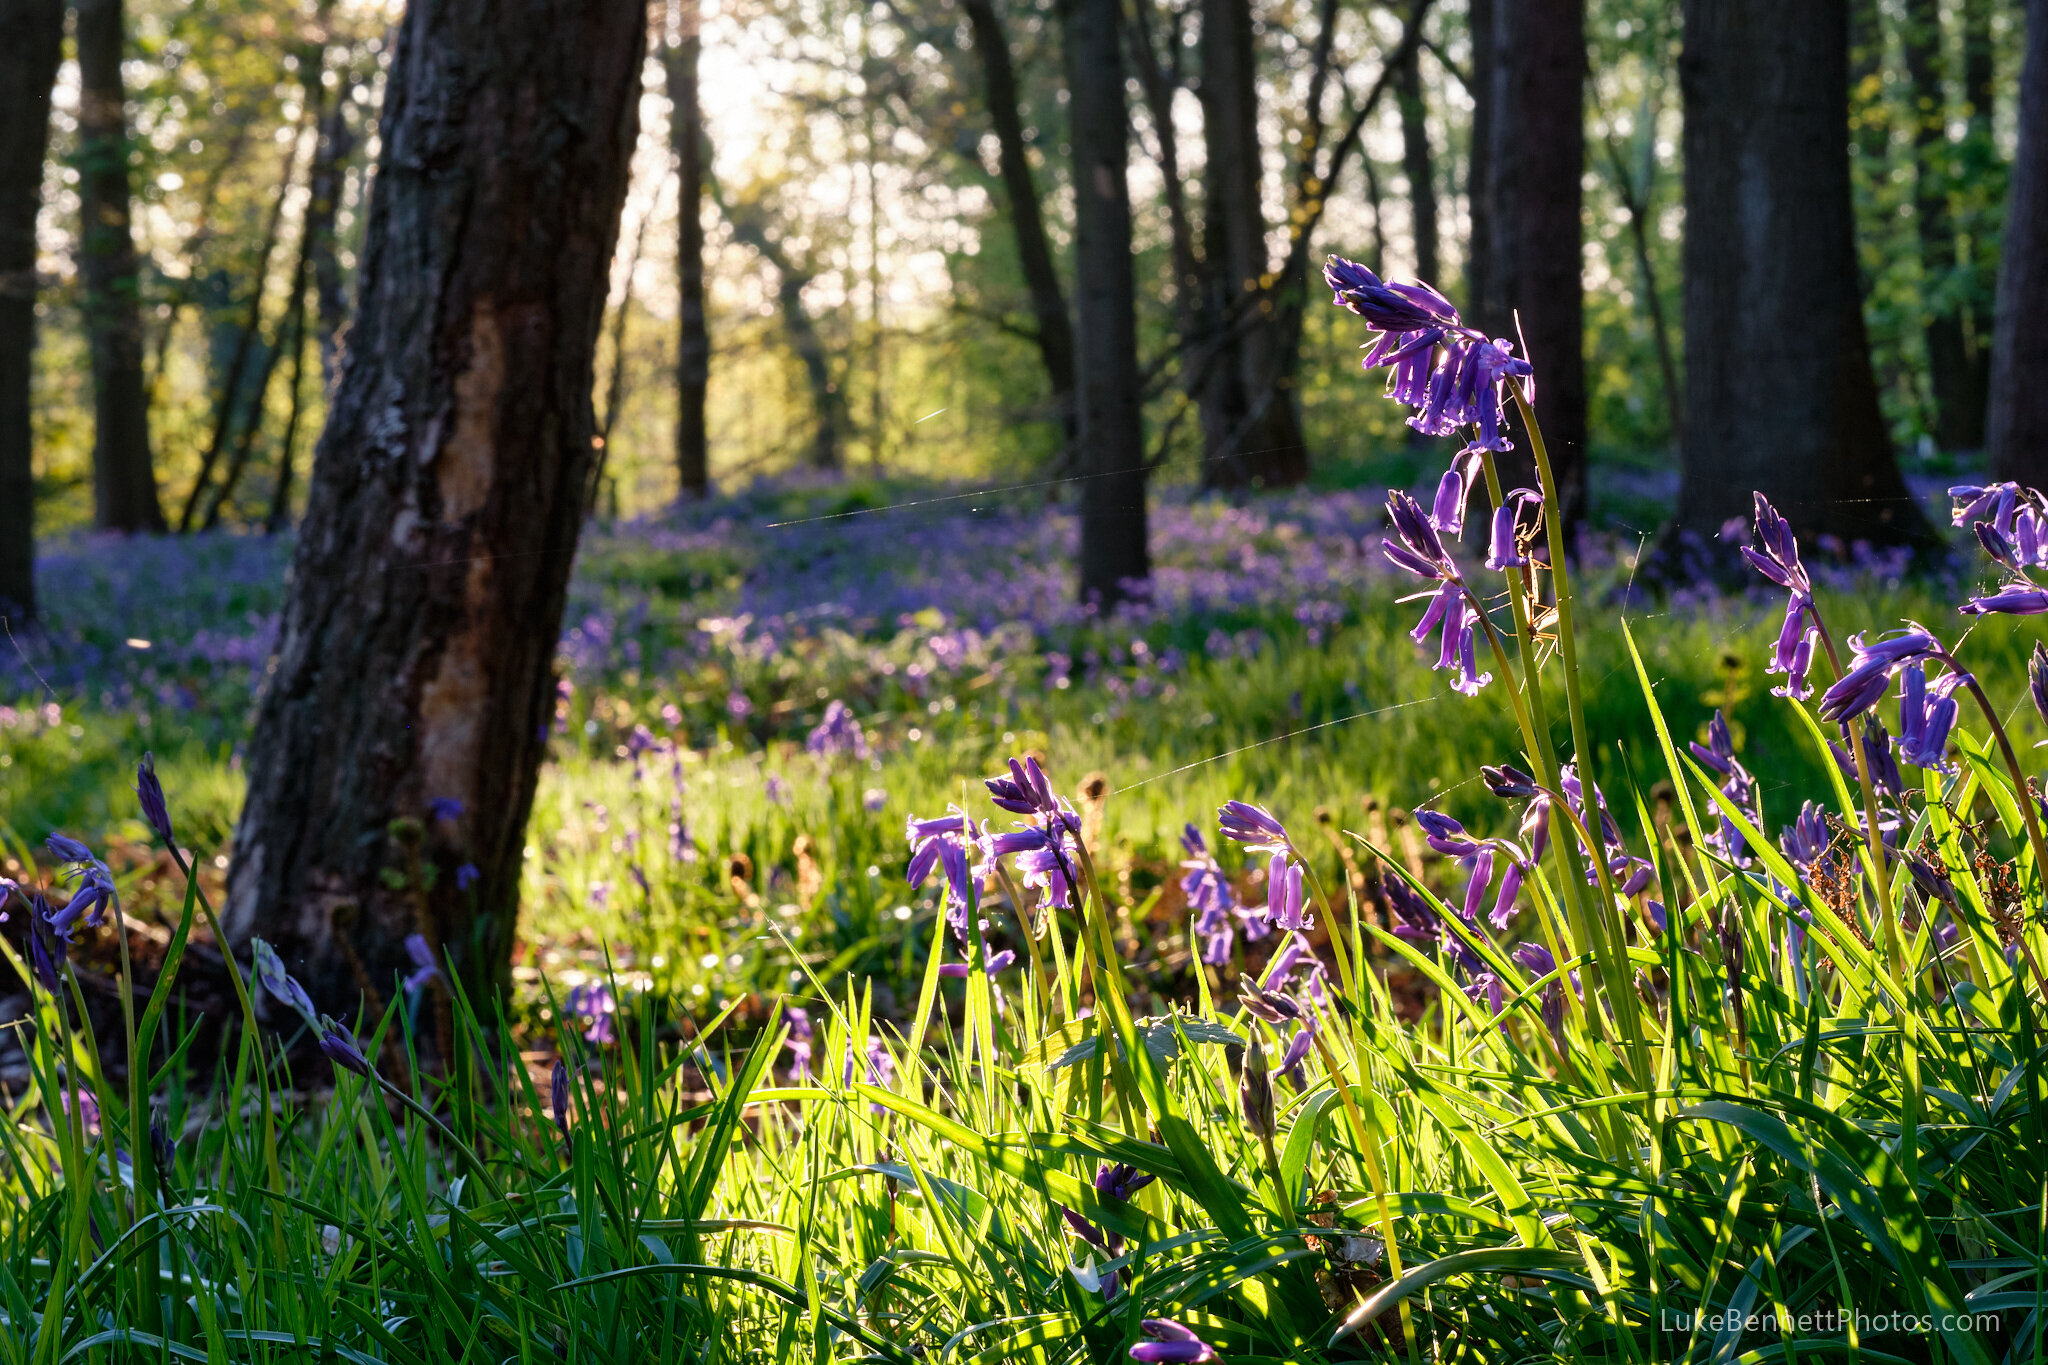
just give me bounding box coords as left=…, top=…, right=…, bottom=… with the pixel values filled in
left=1512, top=387, right=1651, bottom=1086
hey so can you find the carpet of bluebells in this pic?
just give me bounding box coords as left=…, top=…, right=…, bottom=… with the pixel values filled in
left=1, top=258, right=2047, bottom=1359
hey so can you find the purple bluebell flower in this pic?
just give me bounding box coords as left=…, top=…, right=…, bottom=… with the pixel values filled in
left=1180, top=824, right=1239, bottom=963
left=455, top=862, right=480, bottom=891
left=783, top=1004, right=813, bottom=1075
left=1382, top=490, right=1455, bottom=581
left=1960, top=583, right=2048, bottom=616
left=2031, top=642, right=2048, bottom=728
left=1324, top=256, right=1460, bottom=331
left=906, top=810, right=976, bottom=902
left=806, top=699, right=870, bottom=758
left=863, top=787, right=889, bottom=813
left=1611, top=855, right=1655, bottom=898
left=1780, top=802, right=1831, bottom=868
left=1949, top=482, right=2021, bottom=534
left=763, top=774, right=790, bottom=806
left=1460, top=848, right=1494, bottom=925
left=1485, top=488, right=1542, bottom=570
left=986, top=755, right=1059, bottom=815
left=253, top=938, right=319, bottom=1025
left=429, top=796, right=464, bottom=823
left=1096, top=1159, right=1155, bottom=1203
left=1489, top=856, right=1525, bottom=930
left=1742, top=494, right=1822, bottom=700
left=1482, top=763, right=1539, bottom=799
left=551, top=1060, right=570, bottom=1136
left=317, top=1017, right=376, bottom=1078
left=135, top=753, right=173, bottom=845
left=1690, top=710, right=1759, bottom=866
left=1277, top=1016, right=1316, bottom=1082
left=45, top=833, right=92, bottom=864
left=1130, top=1320, right=1218, bottom=1364
left=1818, top=626, right=1943, bottom=723
left=843, top=1036, right=895, bottom=1092
left=1238, top=974, right=1304, bottom=1025
left=1218, top=800, right=1290, bottom=853
left=1431, top=449, right=1484, bottom=538
left=1519, top=795, right=1552, bottom=865
left=1896, top=664, right=1963, bottom=770
left=1415, top=808, right=1482, bottom=857
left=1512, top=941, right=1574, bottom=1052
left=401, top=934, right=440, bottom=995
left=1265, top=853, right=1308, bottom=932
left=726, top=690, right=753, bottom=720
left=1260, top=934, right=1307, bottom=991
left=28, top=896, right=64, bottom=993
left=564, top=982, right=618, bottom=1046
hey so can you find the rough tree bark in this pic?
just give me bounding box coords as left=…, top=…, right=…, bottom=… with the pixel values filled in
left=0, top=0, right=62, bottom=620
left=1061, top=0, right=1148, bottom=601
left=75, top=0, right=165, bottom=533
left=1903, top=0, right=1989, bottom=452
left=1989, top=0, right=2047, bottom=486
left=224, top=0, right=646, bottom=1012
left=666, top=7, right=710, bottom=500
left=1475, top=0, right=1586, bottom=528
left=1676, top=0, right=1933, bottom=547
left=1198, top=0, right=1308, bottom=490
left=960, top=0, right=1075, bottom=455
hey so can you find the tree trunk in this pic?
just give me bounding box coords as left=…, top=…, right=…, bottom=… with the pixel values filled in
left=1061, top=0, right=1148, bottom=601
left=1989, top=0, right=2048, bottom=485
left=667, top=12, right=710, bottom=500
left=263, top=268, right=312, bottom=534
left=1393, top=35, right=1438, bottom=288
left=1476, top=0, right=1586, bottom=528
left=0, top=0, right=61, bottom=621
left=1465, top=0, right=1492, bottom=314
left=75, top=0, right=165, bottom=533
left=309, top=91, right=356, bottom=388
left=1198, top=0, right=1308, bottom=490
left=1903, top=0, right=1989, bottom=452
left=961, top=0, right=1076, bottom=455
left=223, top=0, right=646, bottom=1014
left=718, top=200, right=846, bottom=472
left=1676, top=0, right=1934, bottom=547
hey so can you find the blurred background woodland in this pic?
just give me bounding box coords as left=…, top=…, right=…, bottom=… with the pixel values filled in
left=0, top=0, right=2036, bottom=573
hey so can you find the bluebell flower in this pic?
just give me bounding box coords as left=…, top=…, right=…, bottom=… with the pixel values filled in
left=2030, top=642, right=2048, bottom=728
left=1414, top=808, right=1482, bottom=857
left=1949, top=482, right=2021, bottom=534
left=1238, top=974, right=1304, bottom=1025
left=986, top=755, right=1058, bottom=815
left=1817, top=626, right=1942, bottom=724
left=1217, top=800, right=1290, bottom=853
left=1486, top=488, right=1542, bottom=570
left=28, top=895, right=64, bottom=993
left=1896, top=664, right=1963, bottom=770
left=806, top=699, right=869, bottom=758
left=1430, top=450, right=1483, bottom=538
left=1131, top=1320, right=1218, bottom=1364
left=455, top=862, right=480, bottom=891
left=1779, top=802, right=1831, bottom=868
left=564, top=981, right=618, bottom=1046
left=401, top=934, right=440, bottom=995
left=135, top=754, right=173, bottom=845
left=1482, top=763, right=1540, bottom=799
left=317, top=1017, right=376, bottom=1079
left=429, top=796, right=464, bottom=823
left=1460, top=848, right=1494, bottom=925
left=551, top=1060, right=571, bottom=1136
left=1265, top=852, right=1308, bottom=932
left=253, top=938, right=319, bottom=1026
left=1690, top=710, right=1759, bottom=865
left=1742, top=494, right=1822, bottom=701
left=1488, top=856, right=1525, bottom=931
left=1960, top=583, right=2048, bottom=616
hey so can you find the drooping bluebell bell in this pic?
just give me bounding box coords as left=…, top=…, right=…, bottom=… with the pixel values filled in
left=1430, top=449, right=1484, bottom=538
left=1960, top=583, right=2048, bottom=616
left=2031, top=642, right=2048, bottom=728
left=906, top=810, right=978, bottom=910
left=1260, top=934, right=1308, bottom=991
left=253, top=937, right=319, bottom=1026
left=551, top=1060, right=571, bottom=1136
left=28, top=894, right=64, bottom=993
left=1063, top=1160, right=1154, bottom=1297
left=1460, top=848, right=1495, bottom=926
left=429, top=796, right=464, bottom=823
left=1486, top=488, right=1542, bottom=571
left=1130, top=1320, right=1219, bottom=1364
left=1949, top=482, right=2021, bottom=535
left=1277, top=1013, right=1317, bottom=1082
left=1489, top=855, right=1525, bottom=931
left=43, top=834, right=114, bottom=939
left=1511, top=941, right=1577, bottom=1054
left=1690, top=710, right=1759, bottom=866
left=135, top=753, right=174, bottom=845
left=1896, top=664, right=1963, bottom=770
left=564, top=981, right=618, bottom=1046
left=1414, top=808, right=1482, bottom=858
left=1818, top=626, right=1943, bottom=723
left=1180, top=824, right=1240, bottom=962
left=1217, top=800, right=1290, bottom=853
left=317, top=1017, right=376, bottom=1078
left=1384, top=874, right=1483, bottom=974
left=1741, top=494, right=1821, bottom=700
left=1482, top=763, right=1539, bottom=799
left=1265, top=852, right=1309, bottom=932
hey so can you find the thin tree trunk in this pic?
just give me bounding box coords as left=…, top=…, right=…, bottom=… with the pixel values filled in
left=717, top=197, right=847, bottom=472
left=1393, top=35, right=1438, bottom=288
left=224, top=0, right=646, bottom=1013
left=75, top=0, right=165, bottom=533
left=586, top=180, right=656, bottom=513
left=1061, top=0, right=1148, bottom=601
left=1199, top=0, right=1308, bottom=490
left=0, top=0, right=62, bottom=620
left=666, top=8, right=710, bottom=500
left=309, top=91, right=356, bottom=387
left=205, top=211, right=316, bottom=530
left=263, top=269, right=311, bottom=534
left=1477, top=0, right=1586, bottom=528
left=960, top=0, right=1076, bottom=455
left=1466, top=0, right=1493, bottom=315
left=1989, top=0, right=2048, bottom=485
left=1903, top=0, right=1988, bottom=452
left=1676, top=0, right=1934, bottom=547
left=182, top=124, right=307, bottom=531
left=1603, top=122, right=1683, bottom=451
